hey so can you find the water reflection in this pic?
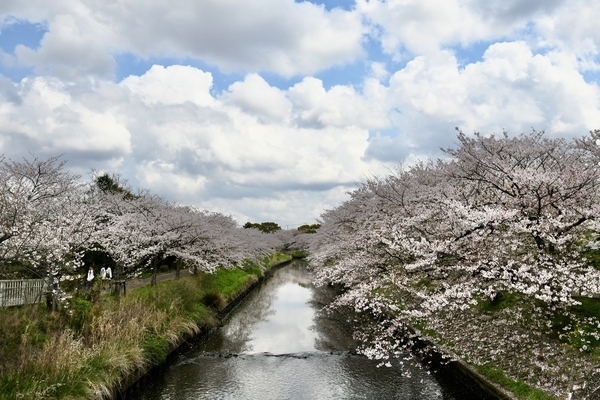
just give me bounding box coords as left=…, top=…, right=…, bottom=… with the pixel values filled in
left=309, top=279, right=359, bottom=352
left=193, top=263, right=321, bottom=355
left=127, top=261, right=496, bottom=400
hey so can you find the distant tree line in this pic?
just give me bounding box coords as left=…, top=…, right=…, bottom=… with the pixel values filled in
left=297, top=224, right=320, bottom=233
left=243, top=221, right=282, bottom=233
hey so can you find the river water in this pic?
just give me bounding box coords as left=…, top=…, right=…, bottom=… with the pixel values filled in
left=127, top=261, right=496, bottom=400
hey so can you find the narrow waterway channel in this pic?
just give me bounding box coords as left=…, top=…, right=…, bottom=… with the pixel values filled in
left=126, top=261, right=497, bottom=400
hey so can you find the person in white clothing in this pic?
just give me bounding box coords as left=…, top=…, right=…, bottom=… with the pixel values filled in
left=100, top=266, right=106, bottom=288
left=86, top=266, right=95, bottom=289
left=101, top=265, right=112, bottom=288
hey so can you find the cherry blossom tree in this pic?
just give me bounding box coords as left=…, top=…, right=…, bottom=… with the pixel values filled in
left=0, top=157, right=278, bottom=310
left=309, top=129, right=600, bottom=397
left=0, top=155, right=96, bottom=280
left=93, top=178, right=274, bottom=285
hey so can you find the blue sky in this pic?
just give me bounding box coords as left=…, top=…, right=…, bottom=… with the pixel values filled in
left=310, top=0, right=356, bottom=11
left=0, top=20, right=44, bottom=81
left=0, top=0, right=599, bottom=226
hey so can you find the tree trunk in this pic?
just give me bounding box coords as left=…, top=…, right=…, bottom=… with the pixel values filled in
left=115, top=263, right=125, bottom=298
left=151, top=256, right=158, bottom=286
left=52, top=292, right=58, bottom=311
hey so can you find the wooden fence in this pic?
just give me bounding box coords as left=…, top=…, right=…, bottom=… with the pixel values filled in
left=0, top=279, right=47, bottom=307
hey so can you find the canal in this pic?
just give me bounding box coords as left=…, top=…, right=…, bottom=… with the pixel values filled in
left=126, top=261, right=497, bottom=399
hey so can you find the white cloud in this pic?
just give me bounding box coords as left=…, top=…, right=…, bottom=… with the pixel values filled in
left=0, top=65, right=392, bottom=225
left=2, top=0, right=365, bottom=78
left=357, top=0, right=532, bottom=56
left=14, top=11, right=116, bottom=80
left=366, top=41, right=600, bottom=162
left=533, top=0, right=600, bottom=70
left=288, top=76, right=389, bottom=129
left=370, top=62, right=389, bottom=81
left=122, top=65, right=214, bottom=106
left=358, top=0, right=600, bottom=75
left=372, top=0, right=568, bottom=51
left=1, top=0, right=600, bottom=225
left=221, top=73, right=291, bottom=124
left=201, top=186, right=351, bottom=228
left=2, top=38, right=598, bottom=222
left=3, top=0, right=599, bottom=79
left=0, top=76, right=131, bottom=159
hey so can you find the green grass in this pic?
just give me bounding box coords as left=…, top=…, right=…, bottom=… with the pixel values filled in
left=550, top=296, right=600, bottom=351
left=0, top=305, right=65, bottom=374
left=264, top=251, right=293, bottom=268
left=475, top=364, right=556, bottom=400
left=132, top=274, right=212, bottom=322
left=141, top=332, right=170, bottom=364
left=290, top=250, right=309, bottom=259
left=201, top=290, right=227, bottom=310
left=211, top=267, right=258, bottom=299
left=69, top=295, right=94, bottom=335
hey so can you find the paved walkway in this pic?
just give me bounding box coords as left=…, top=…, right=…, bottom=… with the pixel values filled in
left=126, top=271, right=183, bottom=290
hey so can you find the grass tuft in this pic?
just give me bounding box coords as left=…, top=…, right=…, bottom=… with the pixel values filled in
left=476, top=364, right=557, bottom=400
left=201, top=290, right=227, bottom=310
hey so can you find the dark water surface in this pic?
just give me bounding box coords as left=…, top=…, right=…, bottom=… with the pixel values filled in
left=127, top=262, right=496, bottom=400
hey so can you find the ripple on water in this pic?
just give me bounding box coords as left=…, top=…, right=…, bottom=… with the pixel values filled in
left=156, top=352, right=446, bottom=400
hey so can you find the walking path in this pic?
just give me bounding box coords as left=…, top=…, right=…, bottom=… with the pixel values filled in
left=126, top=271, right=182, bottom=290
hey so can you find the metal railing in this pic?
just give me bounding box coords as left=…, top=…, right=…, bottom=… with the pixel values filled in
left=0, top=279, right=46, bottom=307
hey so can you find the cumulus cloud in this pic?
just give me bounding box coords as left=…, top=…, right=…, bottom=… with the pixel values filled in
left=1, top=0, right=365, bottom=78
left=0, top=65, right=393, bottom=224
left=357, top=0, right=600, bottom=81
left=122, top=65, right=214, bottom=106
left=1, top=0, right=600, bottom=225
left=220, top=73, right=291, bottom=124
left=365, top=41, right=600, bottom=163
left=534, top=0, right=600, bottom=70
left=357, top=0, right=567, bottom=56
left=14, top=12, right=116, bottom=80
left=288, top=76, right=389, bottom=129
left=1, top=41, right=599, bottom=221
left=0, top=76, right=131, bottom=162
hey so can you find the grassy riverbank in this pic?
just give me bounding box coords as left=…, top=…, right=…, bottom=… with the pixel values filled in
left=0, top=252, right=292, bottom=400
